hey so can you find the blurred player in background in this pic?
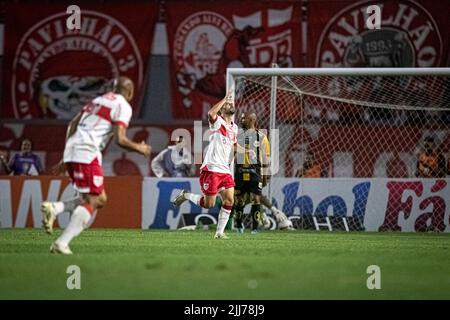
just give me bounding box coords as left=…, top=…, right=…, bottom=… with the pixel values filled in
left=296, top=152, right=323, bottom=178
left=41, top=76, right=151, bottom=254
left=172, top=91, right=238, bottom=239
left=234, top=193, right=294, bottom=231
left=151, top=136, right=195, bottom=177
left=0, top=139, right=43, bottom=176
left=416, top=136, right=446, bottom=178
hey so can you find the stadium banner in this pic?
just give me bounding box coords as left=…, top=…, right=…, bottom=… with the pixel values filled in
left=1, top=1, right=158, bottom=120
left=1, top=176, right=448, bottom=231
left=1, top=121, right=449, bottom=178
left=142, top=177, right=450, bottom=232
left=0, top=122, right=195, bottom=176
left=0, top=176, right=141, bottom=228
left=165, top=0, right=302, bottom=119
left=309, top=0, right=449, bottom=68
left=305, top=0, right=450, bottom=123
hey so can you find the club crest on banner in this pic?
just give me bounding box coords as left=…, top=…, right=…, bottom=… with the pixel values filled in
left=170, top=5, right=299, bottom=118
left=314, top=0, right=444, bottom=99
left=11, top=10, right=143, bottom=119
left=316, top=1, right=443, bottom=69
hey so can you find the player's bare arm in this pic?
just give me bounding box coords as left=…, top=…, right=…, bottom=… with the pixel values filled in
left=234, top=143, right=257, bottom=161
left=114, top=124, right=151, bottom=157
left=207, top=96, right=227, bottom=122
left=207, top=91, right=232, bottom=122
left=262, top=153, right=271, bottom=186
left=261, top=135, right=271, bottom=180
left=0, top=154, right=11, bottom=173
left=234, top=143, right=245, bottom=154
left=66, top=111, right=83, bottom=141
left=52, top=111, right=83, bottom=176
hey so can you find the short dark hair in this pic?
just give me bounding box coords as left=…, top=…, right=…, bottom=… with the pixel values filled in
left=424, top=136, right=435, bottom=143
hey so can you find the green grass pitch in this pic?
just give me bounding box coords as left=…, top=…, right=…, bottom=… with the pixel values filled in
left=0, top=229, right=449, bottom=299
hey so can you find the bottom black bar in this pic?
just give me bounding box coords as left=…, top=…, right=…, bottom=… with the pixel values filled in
left=1, top=300, right=449, bottom=318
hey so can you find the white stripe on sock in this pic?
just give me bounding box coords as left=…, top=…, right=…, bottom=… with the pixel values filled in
left=185, top=193, right=202, bottom=206
left=53, top=202, right=64, bottom=215
left=216, top=207, right=231, bottom=235
left=56, top=206, right=91, bottom=247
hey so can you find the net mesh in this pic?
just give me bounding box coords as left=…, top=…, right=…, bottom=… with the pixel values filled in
left=232, top=70, right=450, bottom=232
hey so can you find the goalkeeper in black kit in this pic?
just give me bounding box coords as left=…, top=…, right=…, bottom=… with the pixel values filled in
left=232, top=111, right=292, bottom=233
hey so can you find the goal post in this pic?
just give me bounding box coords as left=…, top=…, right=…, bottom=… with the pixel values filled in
left=226, top=67, right=450, bottom=232
left=268, top=64, right=279, bottom=205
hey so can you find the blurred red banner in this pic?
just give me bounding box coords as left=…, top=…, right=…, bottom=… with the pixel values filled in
left=308, top=0, right=449, bottom=68
left=0, top=176, right=141, bottom=228
left=1, top=2, right=158, bottom=120
left=166, top=0, right=303, bottom=119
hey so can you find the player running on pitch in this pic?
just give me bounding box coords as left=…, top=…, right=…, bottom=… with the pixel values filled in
left=172, top=92, right=238, bottom=239
left=41, top=77, right=151, bottom=254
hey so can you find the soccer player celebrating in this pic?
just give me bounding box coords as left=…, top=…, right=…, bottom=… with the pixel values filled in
left=233, top=112, right=270, bottom=234
left=41, top=77, right=151, bottom=254
left=172, top=92, right=238, bottom=239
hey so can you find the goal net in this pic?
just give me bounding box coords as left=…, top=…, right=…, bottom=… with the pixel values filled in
left=227, top=67, right=450, bottom=232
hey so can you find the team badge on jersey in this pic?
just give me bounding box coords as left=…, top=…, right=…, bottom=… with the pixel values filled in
left=93, top=175, right=104, bottom=188
left=203, top=183, right=209, bottom=191
left=227, top=131, right=236, bottom=142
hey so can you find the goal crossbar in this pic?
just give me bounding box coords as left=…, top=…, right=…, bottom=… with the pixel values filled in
left=227, top=67, right=450, bottom=80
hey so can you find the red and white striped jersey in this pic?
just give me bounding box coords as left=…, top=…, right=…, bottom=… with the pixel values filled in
left=201, top=115, right=238, bottom=174
left=63, top=92, right=132, bottom=165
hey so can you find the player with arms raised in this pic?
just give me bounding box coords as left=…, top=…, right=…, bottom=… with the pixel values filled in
left=41, top=77, right=151, bottom=254
left=172, top=92, right=238, bottom=239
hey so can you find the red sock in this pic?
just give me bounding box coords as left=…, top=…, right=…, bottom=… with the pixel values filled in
left=199, top=197, right=207, bottom=208
left=222, top=204, right=233, bottom=211
left=80, top=203, right=93, bottom=215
